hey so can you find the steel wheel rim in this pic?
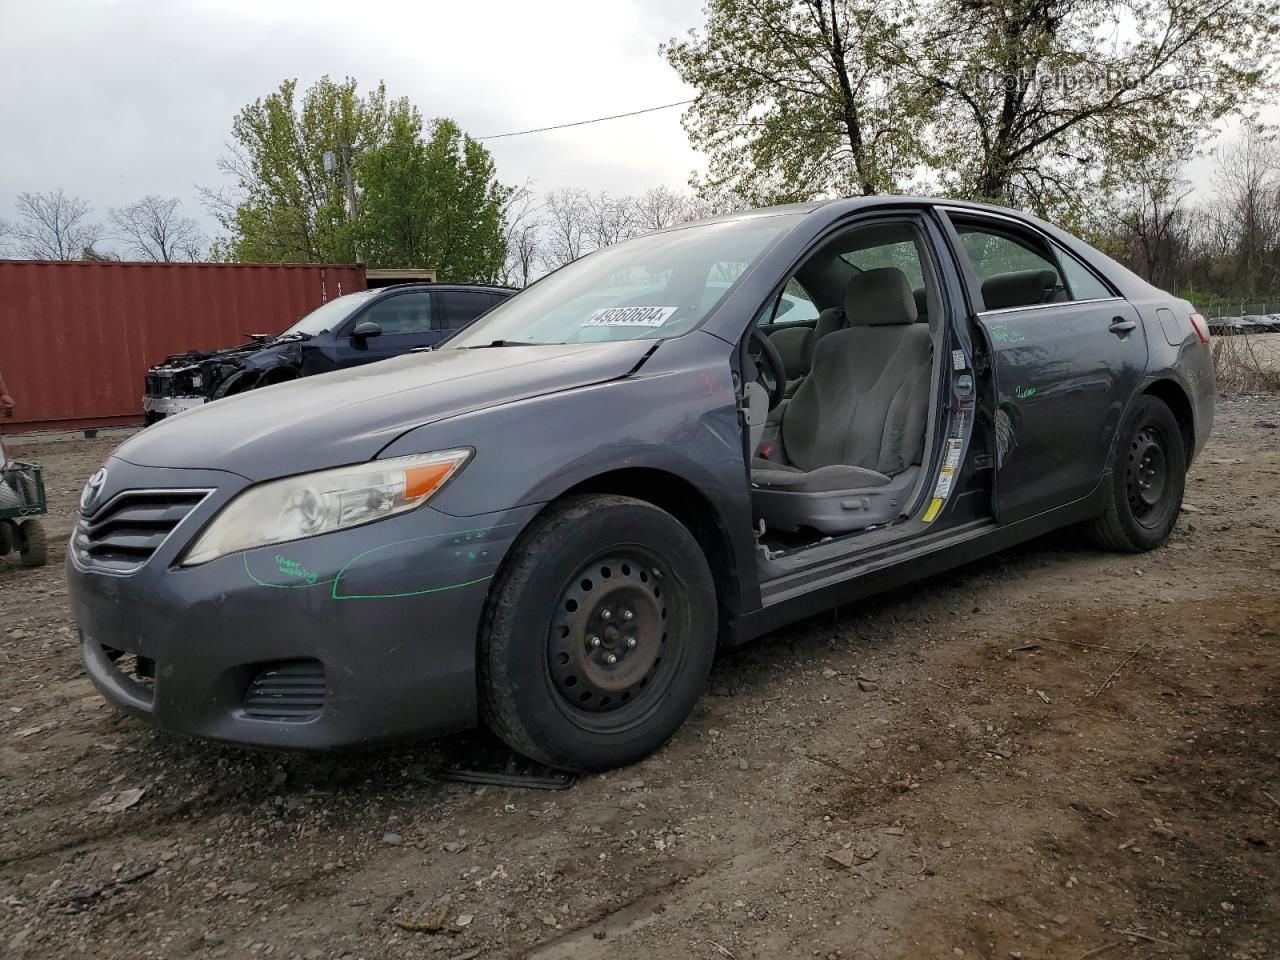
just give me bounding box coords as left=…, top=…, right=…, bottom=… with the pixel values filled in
left=546, top=551, right=679, bottom=733
left=1127, top=423, right=1169, bottom=526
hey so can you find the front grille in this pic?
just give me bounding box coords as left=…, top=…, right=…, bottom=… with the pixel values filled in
left=77, top=490, right=208, bottom=571
left=243, top=660, right=327, bottom=721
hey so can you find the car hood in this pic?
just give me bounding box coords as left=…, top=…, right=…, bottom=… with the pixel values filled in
left=118, top=341, right=656, bottom=480
left=148, top=336, right=300, bottom=372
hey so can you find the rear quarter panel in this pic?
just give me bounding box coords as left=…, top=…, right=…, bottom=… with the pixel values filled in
left=1132, top=295, right=1215, bottom=463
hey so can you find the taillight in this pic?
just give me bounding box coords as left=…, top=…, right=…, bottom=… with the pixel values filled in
left=1189, top=312, right=1211, bottom=344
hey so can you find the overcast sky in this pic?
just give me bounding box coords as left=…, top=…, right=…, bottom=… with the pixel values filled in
left=0, top=0, right=707, bottom=250
left=0, top=0, right=1256, bottom=256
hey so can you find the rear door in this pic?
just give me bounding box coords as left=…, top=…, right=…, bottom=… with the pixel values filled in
left=942, top=211, right=1147, bottom=522
left=436, top=290, right=498, bottom=337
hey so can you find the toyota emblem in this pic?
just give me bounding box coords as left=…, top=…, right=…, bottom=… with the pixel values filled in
left=81, top=468, right=108, bottom=514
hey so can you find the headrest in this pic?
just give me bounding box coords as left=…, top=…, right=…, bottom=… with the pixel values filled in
left=845, top=267, right=918, bottom=326
left=981, top=269, right=1059, bottom=310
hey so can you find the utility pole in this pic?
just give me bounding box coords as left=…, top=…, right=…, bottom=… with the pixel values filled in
left=324, top=144, right=361, bottom=263
left=340, top=143, right=358, bottom=225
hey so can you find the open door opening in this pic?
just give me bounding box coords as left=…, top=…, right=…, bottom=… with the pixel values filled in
left=740, top=218, right=959, bottom=566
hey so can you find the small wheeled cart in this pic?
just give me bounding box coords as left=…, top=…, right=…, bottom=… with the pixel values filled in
left=0, top=439, right=48, bottom=567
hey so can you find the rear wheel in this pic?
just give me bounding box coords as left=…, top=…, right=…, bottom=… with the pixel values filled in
left=1085, top=395, right=1186, bottom=552
left=480, top=494, right=717, bottom=772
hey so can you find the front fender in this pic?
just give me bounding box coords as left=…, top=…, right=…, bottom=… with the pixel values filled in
left=377, top=332, right=758, bottom=603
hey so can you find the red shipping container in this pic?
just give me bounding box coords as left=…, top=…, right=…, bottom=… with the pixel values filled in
left=0, top=260, right=365, bottom=431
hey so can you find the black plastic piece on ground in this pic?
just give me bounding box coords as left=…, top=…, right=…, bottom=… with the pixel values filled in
left=435, top=732, right=577, bottom=790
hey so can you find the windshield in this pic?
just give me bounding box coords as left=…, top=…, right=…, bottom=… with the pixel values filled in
left=282, top=291, right=376, bottom=336
left=448, top=215, right=798, bottom=347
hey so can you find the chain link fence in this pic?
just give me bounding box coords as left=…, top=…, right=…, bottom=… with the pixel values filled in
left=1195, top=301, right=1280, bottom=319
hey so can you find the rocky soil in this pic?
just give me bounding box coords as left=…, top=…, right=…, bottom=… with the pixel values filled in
left=1, top=397, right=1277, bottom=960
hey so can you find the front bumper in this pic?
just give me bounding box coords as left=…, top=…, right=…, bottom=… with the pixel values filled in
left=66, top=457, right=536, bottom=749
left=142, top=395, right=207, bottom=419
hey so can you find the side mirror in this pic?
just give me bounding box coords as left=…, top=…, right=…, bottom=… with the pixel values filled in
left=351, top=320, right=382, bottom=342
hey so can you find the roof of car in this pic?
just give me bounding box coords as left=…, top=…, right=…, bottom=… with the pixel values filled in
left=371, top=282, right=518, bottom=294
left=680, top=195, right=1055, bottom=230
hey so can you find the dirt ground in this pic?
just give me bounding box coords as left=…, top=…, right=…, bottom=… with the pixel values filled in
left=1, top=397, right=1277, bottom=960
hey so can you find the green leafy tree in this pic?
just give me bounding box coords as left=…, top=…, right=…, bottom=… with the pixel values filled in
left=354, top=115, right=510, bottom=281
left=207, top=77, right=509, bottom=278
left=666, top=0, right=1280, bottom=218
left=207, top=77, right=397, bottom=263
left=663, top=0, right=938, bottom=204
left=913, top=0, right=1280, bottom=218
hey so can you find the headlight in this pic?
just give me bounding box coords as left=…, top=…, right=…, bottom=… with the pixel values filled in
left=180, top=449, right=471, bottom=566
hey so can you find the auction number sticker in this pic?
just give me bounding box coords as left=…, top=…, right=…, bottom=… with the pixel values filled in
left=582, top=306, right=678, bottom=327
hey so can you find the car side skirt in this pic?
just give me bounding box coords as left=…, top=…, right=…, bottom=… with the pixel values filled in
left=738, top=486, right=1104, bottom=642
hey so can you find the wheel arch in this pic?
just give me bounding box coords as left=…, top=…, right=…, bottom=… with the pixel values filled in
left=259, top=365, right=301, bottom=386
left=1141, top=378, right=1194, bottom=461
left=550, top=467, right=742, bottom=646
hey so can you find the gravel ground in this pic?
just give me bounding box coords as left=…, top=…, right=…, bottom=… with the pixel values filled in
left=1, top=396, right=1277, bottom=960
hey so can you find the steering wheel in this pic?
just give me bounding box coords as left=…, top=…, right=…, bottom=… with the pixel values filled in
left=748, top=326, right=787, bottom=410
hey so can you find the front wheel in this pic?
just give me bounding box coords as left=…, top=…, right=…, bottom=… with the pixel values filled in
left=1085, top=395, right=1186, bottom=552
left=480, top=495, right=717, bottom=772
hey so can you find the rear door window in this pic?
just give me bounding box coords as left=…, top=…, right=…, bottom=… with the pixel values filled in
left=437, top=291, right=494, bottom=330
left=1053, top=244, right=1115, bottom=301
left=950, top=220, right=1065, bottom=311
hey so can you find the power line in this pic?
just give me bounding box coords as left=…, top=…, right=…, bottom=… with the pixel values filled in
left=477, top=99, right=694, bottom=140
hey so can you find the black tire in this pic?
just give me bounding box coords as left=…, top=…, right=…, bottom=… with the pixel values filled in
left=480, top=494, right=717, bottom=772
left=1084, top=395, right=1186, bottom=552
left=18, top=520, right=48, bottom=567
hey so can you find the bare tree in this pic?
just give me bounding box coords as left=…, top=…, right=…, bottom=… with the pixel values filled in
left=500, top=184, right=542, bottom=287
left=584, top=192, right=637, bottom=249
left=542, top=188, right=592, bottom=270
left=634, top=186, right=692, bottom=232
left=1212, top=125, right=1280, bottom=296
left=1110, top=160, right=1195, bottom=291
left=507, top=184, right=723, bottom=278
left=110, top=195, right=204, bottom=262
left=10, top=189, right=104, bottom=260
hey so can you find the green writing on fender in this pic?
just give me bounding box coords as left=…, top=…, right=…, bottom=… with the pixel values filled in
left=1015, top=385, right=1037, bottom=400
left=275, top=555, right=319, bottom=585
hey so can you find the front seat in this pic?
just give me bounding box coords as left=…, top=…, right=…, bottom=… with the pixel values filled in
left=768, top=290, right=859, bottom=397
left=751, top=267, right=932, bottom=535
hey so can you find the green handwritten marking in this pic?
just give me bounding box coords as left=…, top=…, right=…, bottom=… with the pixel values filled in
left=243, top=554, right=336, bottom=590
left=1015, top=385, right=1037, bottom=400
left=989, top=323, right=1027, bottom=344
left=275, top=555, right=319, bottom=584
left=243, top=522, right=514, bottom=599
left=331, top=531, right=508, bottom=600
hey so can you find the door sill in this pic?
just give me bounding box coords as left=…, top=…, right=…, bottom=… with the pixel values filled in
left=758, top=516, right=996, bottom=606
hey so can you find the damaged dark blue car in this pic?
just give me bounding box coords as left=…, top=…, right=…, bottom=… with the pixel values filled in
left=67, top=198, right=1215, bottom=771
